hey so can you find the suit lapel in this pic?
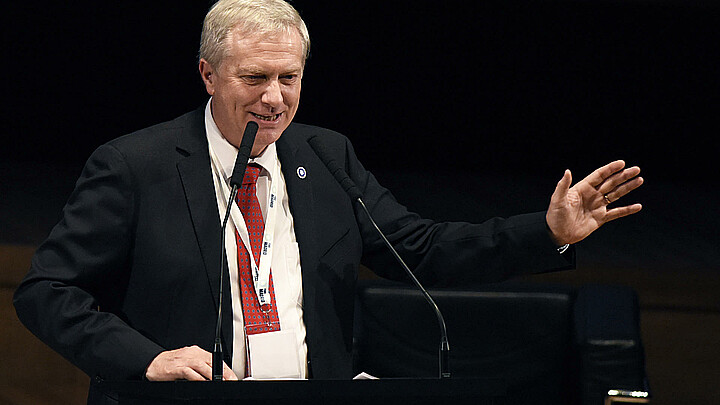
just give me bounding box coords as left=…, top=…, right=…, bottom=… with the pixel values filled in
left=276, top=131, right=320, bottom=320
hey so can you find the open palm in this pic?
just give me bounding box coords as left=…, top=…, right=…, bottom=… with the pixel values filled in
left=546, top=160, right=644, bottom=246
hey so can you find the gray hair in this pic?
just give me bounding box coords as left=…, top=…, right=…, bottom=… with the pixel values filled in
left=199, top=0, right=310, bottom=68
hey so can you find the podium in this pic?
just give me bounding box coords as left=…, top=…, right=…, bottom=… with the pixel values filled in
left=98, top=378, right=506, bottom=405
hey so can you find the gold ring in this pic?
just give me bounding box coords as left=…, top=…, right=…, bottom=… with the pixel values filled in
left=604, top=194, right=612, bottom=205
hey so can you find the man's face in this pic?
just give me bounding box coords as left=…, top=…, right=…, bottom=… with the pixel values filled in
left=199, top=27, right=304, bottom=156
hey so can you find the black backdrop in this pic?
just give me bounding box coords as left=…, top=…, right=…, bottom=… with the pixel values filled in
left=3, top=0, right=719, bottom=270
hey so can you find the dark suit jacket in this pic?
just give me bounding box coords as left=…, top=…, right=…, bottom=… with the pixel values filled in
left=14, top=107, right=573, bottom=401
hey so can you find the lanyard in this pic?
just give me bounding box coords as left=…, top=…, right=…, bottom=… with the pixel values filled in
left=208, top=141, right=280, bottom=308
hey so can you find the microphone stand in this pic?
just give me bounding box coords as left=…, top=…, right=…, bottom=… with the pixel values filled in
left=212, top=121, right=258, bottom=381
left=355, top=198, right=451, bottom=379
left=213, top=184, right=239, bottom=381
left=307, top=133, right=450, bottom=379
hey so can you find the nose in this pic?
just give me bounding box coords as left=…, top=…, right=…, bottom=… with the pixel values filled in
left=261, top=79, right=283, bottom=110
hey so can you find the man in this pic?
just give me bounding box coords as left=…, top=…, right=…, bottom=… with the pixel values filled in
left=14, top=0, right=643, bottom=402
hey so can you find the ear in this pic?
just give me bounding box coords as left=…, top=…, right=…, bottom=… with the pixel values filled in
left=198, top=59, right=216, bottom=95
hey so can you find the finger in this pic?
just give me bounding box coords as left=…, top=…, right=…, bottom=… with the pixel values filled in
left=186, top=346, right=214, bottom=380
left=597, top=166, right=641, bottom=196
left=605, top=203, right=643, bottom=222
left=181, top=365, right=210, bottom=381
left=224, top=362, right=239, bottom=381
left=170, top=356, right=213, bottom=381
left=584, top=160, right=626, bottom=188
left=551, top=169, right=572, bottom=203
left=604, top=176, right=644, bottom=203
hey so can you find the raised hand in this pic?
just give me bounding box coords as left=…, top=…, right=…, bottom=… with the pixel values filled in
left=546, top=160, right=644, bottom=246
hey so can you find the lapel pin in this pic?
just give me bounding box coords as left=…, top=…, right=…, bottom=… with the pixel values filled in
left=296, top=166, right=307, bottom=179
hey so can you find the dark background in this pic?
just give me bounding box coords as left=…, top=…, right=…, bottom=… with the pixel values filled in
left=2, top=2, right=719, bottom=403
left=3, top=0, right=718, bottom=271
left=4, top=0, right=719, bottom=179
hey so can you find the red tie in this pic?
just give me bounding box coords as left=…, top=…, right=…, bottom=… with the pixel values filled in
left=235, top=165, right=281, bottom=341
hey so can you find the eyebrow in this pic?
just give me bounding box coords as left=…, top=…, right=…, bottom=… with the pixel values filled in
left=235, top=65, right=303, bottom=76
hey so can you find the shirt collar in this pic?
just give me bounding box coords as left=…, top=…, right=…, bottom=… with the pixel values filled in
left=204, top=98, right=277, bottom=182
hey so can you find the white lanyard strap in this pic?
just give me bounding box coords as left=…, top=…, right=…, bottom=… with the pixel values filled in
left=209, top=142, right=280, bottom=307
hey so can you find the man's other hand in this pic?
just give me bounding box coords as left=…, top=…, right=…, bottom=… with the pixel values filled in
left=145, top=345, right=239, bottom=381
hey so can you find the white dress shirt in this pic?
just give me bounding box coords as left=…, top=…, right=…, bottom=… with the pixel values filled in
left=204, top=99, right=307, bottom=379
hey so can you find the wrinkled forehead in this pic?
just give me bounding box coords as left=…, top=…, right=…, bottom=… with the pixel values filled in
left=223, top=25, right=306, bottom=68
left=226, top=22, right=308, bottom=63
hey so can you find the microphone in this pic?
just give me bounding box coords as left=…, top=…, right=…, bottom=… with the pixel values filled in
left=213, top=121, right=259, bottom=381
left=230, top=121, right=260, bottom=187
left=306, top=136, right=451, bottom=379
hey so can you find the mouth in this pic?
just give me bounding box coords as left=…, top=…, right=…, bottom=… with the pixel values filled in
left=250, top=112, right=282, bottom=122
